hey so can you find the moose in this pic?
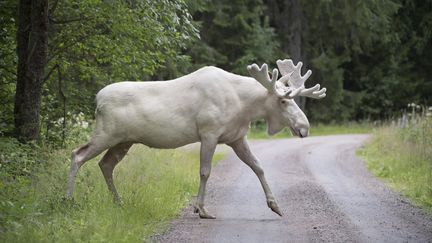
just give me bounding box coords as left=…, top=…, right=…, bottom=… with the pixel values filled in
left=65, top=59, right=326, bottom=219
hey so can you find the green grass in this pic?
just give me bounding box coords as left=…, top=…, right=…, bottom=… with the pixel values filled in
left=248, top=122, right=372, bottom=139
left=0, top=139, right=225, bottom=242
left=212, top=152, right=225, bottom=166
left=310, top=122, right=372, bottom=136
left=358, top=118, right=432, bottom=212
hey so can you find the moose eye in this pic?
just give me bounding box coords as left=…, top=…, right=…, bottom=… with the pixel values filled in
left=280, top=99, right=287, bottom=104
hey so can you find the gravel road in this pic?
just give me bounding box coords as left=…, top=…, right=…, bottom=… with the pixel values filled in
left=155, top=135, right=432, bottom=243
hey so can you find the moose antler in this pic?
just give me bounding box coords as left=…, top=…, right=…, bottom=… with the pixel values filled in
left=247, top=59, right=326, bottom=99
left=246, top=63, right=290, bottom=97
left=276, top=59, right=326, bottom=99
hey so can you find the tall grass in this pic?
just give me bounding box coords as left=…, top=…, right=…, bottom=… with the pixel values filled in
left=359, top=117, right=432, bottom=211
left=0, top=138, right=216, bottom=242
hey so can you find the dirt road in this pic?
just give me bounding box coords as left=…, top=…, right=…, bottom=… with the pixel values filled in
left=156, top=135, right=432, bottom=242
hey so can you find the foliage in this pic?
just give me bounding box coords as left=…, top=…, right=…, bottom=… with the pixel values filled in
left=302, top=0, right=402, bottom=121
left=188, top=0, right=431, bottom=122
left=0, top=0, right=198, bottom=137
left=0, top=137, right=44, bottom=236
left=0, top=134, right=217, bottom=242
left=359, top=117, right=432, bottom=211
left=188, top=0, right=280, bottom=75
left=40, top=111, right=92, bottom=148
left=2, top=0, right=432, bottom=142
left=3, top=0, right=432, bottom=240
left=0, top=0, right=18, bottom=134
left=44, top=0, right=198, bottom=123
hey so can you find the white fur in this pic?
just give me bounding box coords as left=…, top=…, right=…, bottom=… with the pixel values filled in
left=94, top=66, right=308, bottom=148
left=66, top=61, right=325, bottom=219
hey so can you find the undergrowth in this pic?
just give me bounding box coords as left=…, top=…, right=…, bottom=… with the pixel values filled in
left=0, top=132, right=221, bottom=242
left=359, top=118, right=432, bottom=212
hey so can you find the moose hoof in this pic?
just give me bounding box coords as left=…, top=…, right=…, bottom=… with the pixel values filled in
left=267, top=200, right=283, bottom=217
left=194, top=206, right=216, bottom=219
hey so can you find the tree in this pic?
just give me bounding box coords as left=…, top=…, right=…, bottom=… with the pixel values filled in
left=189, top=0, right=280, bottom=75
left=7, top=0, right=197, bottom=144
left=42, top=0, right=198, bottom=130
left=14, top=0, right=48, bottom=142
left=0, top=0, right=18, bottom=135
left=266, top=0, right=306, bottom=109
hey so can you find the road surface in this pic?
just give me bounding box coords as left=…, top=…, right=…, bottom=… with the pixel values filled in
left=155, top=135, right=432, bottom=242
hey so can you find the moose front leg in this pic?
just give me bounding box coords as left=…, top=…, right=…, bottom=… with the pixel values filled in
left=195, top=137, right=218, bottom=219
left=228, top=137, right=283, bottom=216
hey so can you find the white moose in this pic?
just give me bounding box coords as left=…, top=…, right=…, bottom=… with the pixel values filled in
left=66, top=59, right=326, bottom=219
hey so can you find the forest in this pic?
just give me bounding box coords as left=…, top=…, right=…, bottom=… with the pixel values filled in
left=0, top=0, right=431, bottom=143
left=0, top=0, right=431, bottom=242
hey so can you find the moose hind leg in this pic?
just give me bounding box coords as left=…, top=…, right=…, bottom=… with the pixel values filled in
left=66, top=141, right=108, bottom=199
left=98, top=142, right=133, bottom=205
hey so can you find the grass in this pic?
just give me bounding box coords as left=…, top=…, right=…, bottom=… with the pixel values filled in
left=248, top=122, right=372, bottom=139
left=358, top=118, right=432, bottom=212
left=0, top=138, right=224, bottom=242
left=310, top=122, right=372, bottom=136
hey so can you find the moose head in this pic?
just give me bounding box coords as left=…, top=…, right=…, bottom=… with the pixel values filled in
left=248, top=59, right=326, bottom=137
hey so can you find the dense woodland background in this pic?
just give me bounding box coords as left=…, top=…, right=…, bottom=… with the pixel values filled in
left=1, top=1, right=431, bottom=241
left=0, top=0, right=431, bottom=143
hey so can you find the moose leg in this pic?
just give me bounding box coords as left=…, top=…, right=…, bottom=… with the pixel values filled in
left=195, top=137, right=218, bottom=219
left=66, top=140, right=109, bottom=199
left=98, top=142, right=133, bottom=205
left=228, top=137, right=283, bottom=216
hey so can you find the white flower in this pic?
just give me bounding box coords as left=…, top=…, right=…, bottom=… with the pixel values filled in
left=81, top=121, right=89, bottom=129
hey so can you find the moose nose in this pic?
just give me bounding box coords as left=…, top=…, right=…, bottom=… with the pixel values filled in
left=299, top=128, right=309, bottom=138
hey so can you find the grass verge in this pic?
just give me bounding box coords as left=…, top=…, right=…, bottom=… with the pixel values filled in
left=358, top=119, right=432, bottom=212
left=0, top=138, right=223, bottom=242
left=248, top=122, right=372, bottom=139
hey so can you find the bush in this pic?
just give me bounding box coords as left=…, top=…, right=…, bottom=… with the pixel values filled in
left=0, top=137, right=47, bottom=237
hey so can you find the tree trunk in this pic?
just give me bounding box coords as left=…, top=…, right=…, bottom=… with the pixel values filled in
left=14, top=0, right=48, bottom=142
left=287, top=0, right=306, bottom=110
left=266, top=0, right=306, bottom=110
left=288, top=0, right=302, bottom=63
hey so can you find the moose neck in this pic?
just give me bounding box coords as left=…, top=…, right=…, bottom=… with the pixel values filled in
left=236, top=76, right=276, bottom=123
